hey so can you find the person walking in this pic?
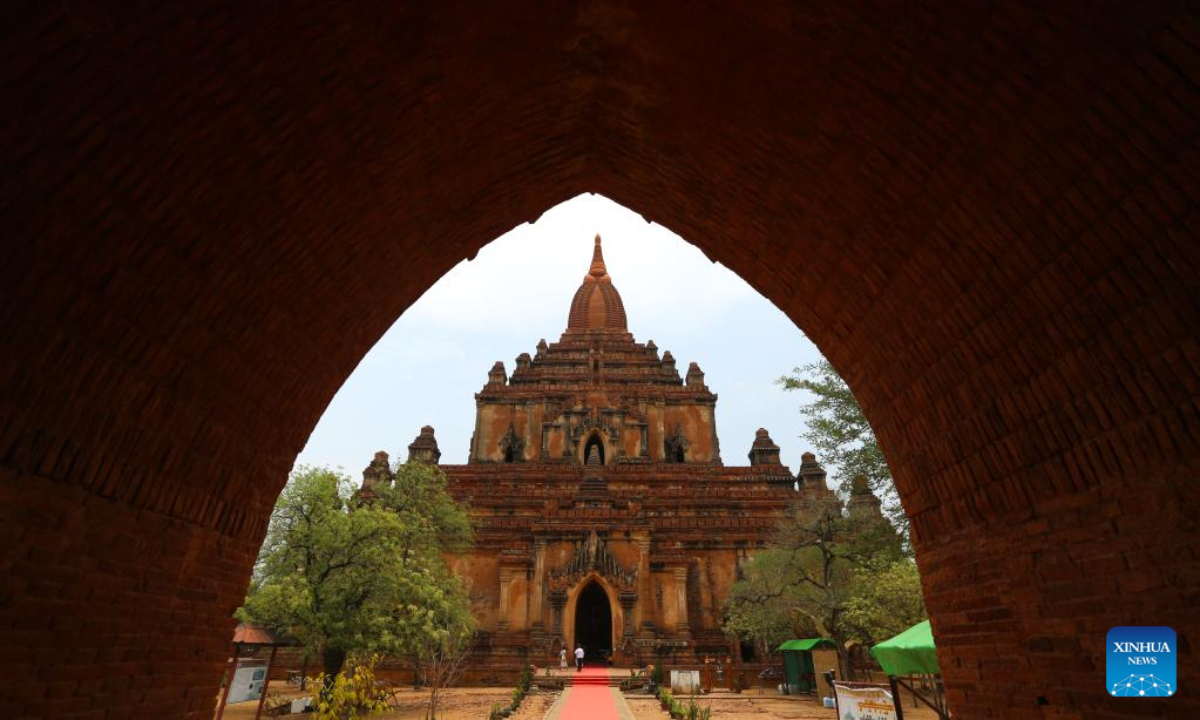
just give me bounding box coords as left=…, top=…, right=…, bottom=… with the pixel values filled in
left=574, top=644, right=585, bottom=672
left=559, top=647, right=568, bottom=670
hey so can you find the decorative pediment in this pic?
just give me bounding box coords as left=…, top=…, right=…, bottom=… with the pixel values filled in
left=548, top=531, right=638, bottom=593
left=572, top=413, right=619, bottom=441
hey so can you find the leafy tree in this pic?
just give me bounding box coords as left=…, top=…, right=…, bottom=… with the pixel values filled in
left=723, top=492, right=906, bottom=679
left=843, top=560, right=927, bottom=644
left=723, top=550, right=813, bottom=658
left=239, top=463, right=472, bottom=681
left=368, top=461, right=472, bottom=559
left=780, top=359, right=909, bottom=544
left=406, top=570, right=475, bottom=719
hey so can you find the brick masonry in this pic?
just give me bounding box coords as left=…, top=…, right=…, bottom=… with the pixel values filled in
left=1, top=2, right=1197, bottom=718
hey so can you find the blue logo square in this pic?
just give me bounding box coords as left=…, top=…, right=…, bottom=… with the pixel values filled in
left=1107, top=626, right=1176, bottom=697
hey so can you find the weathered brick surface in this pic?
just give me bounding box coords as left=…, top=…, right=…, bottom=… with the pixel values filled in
left=1, top=1, right=1197, bottom=718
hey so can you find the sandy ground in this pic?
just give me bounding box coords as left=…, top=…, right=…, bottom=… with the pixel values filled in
left=622, top=688, right=945, bottom=720
left=624, top=695, right=672, bottom=719
left=217, top=683, right=557, bottom=719
left=382, top=687, right=556, bottom=720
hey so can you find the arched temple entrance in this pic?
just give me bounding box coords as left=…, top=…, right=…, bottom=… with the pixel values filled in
left=2, top=3, right=1198, bottom=718
left=583, top=434, right=606, bottom=467
left=573, top=582, right=613, bottom=663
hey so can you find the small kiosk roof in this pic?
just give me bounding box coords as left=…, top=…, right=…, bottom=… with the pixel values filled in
left=776, top=638, right=835, bottom=652
left=869, top=620, right=940, bottom=676
left=232, top=623, right=295, bottom=647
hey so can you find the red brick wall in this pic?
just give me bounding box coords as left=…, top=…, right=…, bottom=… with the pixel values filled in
left=1, top=2, right=1197, bottom=718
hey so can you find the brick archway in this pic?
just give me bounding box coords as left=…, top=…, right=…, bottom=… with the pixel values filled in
left=2, top=2, right=1197, bottom=718
left=565, top=574, right=622, bottom=662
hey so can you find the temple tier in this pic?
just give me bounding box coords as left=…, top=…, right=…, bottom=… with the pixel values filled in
left=362, top=236, right=864, bottom=678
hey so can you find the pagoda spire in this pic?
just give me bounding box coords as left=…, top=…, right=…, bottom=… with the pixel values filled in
left=567, top=233, right=627, bottom=331
left=589, top=234, right=608, bottom=278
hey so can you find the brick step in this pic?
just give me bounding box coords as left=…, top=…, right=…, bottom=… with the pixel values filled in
left=556, top=670, right=624, bottom=688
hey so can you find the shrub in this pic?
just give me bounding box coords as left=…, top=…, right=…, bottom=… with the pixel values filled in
left=517, top=663, right=534, bottom=694
left=309, top=655, right=390, bottom=720
left=657, top=687, right=673, bottom=710
left=498, top=663, right=535, bottom=716
left=651, top=658, right=665, bottom=687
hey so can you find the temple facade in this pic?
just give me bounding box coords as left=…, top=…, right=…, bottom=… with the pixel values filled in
left=362, top=236, right=838, bottom=675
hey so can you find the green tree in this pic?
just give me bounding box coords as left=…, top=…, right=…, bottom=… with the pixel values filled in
left=723, top=549, right=816, bottom=657
left=780, top=359, right=908, bottom=544
left=843, top=560, right=927, bottom=645
left=404, top=569, right=475, bottom=719
left=240, top=463, right=472, bottom=681
left=723, top=493, right=906, bottom=679
left=369, top=461, right=472, bottom=559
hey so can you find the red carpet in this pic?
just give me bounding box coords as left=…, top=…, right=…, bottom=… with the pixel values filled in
left=559, top=665, right=619, bottom=719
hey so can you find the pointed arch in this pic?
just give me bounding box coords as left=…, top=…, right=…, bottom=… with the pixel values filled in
left=582, top=433, right=606, bottom=467
left=564, top=572, right=621, bottom=662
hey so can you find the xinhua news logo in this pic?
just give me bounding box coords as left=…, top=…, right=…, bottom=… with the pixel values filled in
left=1107, top=626, right=1175, bottom=698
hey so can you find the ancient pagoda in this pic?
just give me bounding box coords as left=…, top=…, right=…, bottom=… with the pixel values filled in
left=362, top=235, right=840, bottom=678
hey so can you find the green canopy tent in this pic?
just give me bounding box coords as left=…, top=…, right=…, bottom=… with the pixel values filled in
left=869, top=620, right=939, bottom=676
left=869, top=620, right=950, bottom=719
left=776, top=638, right=835, bottom=694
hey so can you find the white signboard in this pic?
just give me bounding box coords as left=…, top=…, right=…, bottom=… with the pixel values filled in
left=228, top=659, right=268, bottom=703
left=670, top=670, right=701, bottom=694
left=834, top=683, right=897, bottom=720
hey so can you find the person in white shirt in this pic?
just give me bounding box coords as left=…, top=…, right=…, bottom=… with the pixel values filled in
left=574, top=644, right=585, bottom=672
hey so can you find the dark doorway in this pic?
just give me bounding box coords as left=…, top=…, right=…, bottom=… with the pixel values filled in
left=574, top=582, right=612, bottom=663
left=584, top=436, right=605, bottom=466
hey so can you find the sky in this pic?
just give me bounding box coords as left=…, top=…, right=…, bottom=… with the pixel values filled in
left=294, top=194, right=826, bottom=477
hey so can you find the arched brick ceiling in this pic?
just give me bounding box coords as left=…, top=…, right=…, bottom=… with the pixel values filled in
left=1, top=2, right=1197, bottom=717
